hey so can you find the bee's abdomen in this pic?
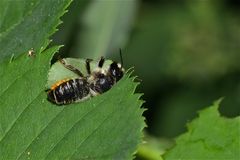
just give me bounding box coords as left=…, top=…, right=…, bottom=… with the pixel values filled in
left=48, top=78, right=90, bottom=105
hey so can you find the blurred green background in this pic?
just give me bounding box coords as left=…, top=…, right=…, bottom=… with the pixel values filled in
left=51, top=0, right=240, bottom=143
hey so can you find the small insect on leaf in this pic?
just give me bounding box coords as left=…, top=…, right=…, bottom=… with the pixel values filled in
left=27, top=48, right=35, bottom=57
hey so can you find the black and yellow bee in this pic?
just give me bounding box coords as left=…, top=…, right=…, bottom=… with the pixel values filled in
left=46, top=51, right=124, bottom=105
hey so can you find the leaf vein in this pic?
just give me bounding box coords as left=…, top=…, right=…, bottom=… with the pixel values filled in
left=44, top=97, right=114, bottom=159
left=68, top=107, right=117, bottom=159
left=16, top=105, right=64, bottom=159
left=0, top=92, right=43, bottom=143
left=72, top=96, right=140, bottom=160
left=0, top=66, right=34, bottom=97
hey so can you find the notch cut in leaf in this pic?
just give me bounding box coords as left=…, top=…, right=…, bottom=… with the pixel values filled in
left=46, top=57, right=113, bottom=89
left=0, top=47, right=145, bottom=160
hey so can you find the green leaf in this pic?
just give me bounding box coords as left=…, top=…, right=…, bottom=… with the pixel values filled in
left=164, top=99, right=240, bottom=160
left=0, top=0, right=72, bottom=62
left=0, top=0, right=38, bottom=34
left=136, top=134, right=173, bottom=160
left=0, top=48, right=145, bottom=159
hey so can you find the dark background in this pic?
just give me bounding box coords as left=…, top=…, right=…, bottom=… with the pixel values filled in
left=51, top=0, right=240, bottom=139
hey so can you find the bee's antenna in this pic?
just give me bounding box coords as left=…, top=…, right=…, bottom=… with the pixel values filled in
left=119, top=48, right=123, bottom=68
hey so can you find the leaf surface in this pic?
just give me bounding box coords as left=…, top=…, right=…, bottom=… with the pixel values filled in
left=164, top=100, right=240, bottom=160
left=0, top=48, right=144, bottom=159
left=0, top=0, right=71, bottom=62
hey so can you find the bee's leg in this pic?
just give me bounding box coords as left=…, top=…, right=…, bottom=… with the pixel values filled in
left=98, top=56, right=105, bottom=68
left=59, top=59, right=84, bottom=77
left=86, top=58, right=93, bottom=75
left=45, top=89, right=50, bottom=92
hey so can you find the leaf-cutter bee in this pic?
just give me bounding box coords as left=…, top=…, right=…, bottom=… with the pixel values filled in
left=46, top=50, right=125, bottom=105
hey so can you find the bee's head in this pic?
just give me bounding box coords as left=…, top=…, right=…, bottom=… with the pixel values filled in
left=108, top=48, right=125, bottom=81
left=109, top=62, right=124, bottom=81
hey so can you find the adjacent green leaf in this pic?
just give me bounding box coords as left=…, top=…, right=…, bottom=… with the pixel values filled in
left=0, top=48, right=145, bottom=159
left=0, top=0, right=72, bottom=62
left=0, top=0, right=39, bottom=34
left=164, top=99, right=240, bottom=160
left=136, top=134, right=173, bottom=160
